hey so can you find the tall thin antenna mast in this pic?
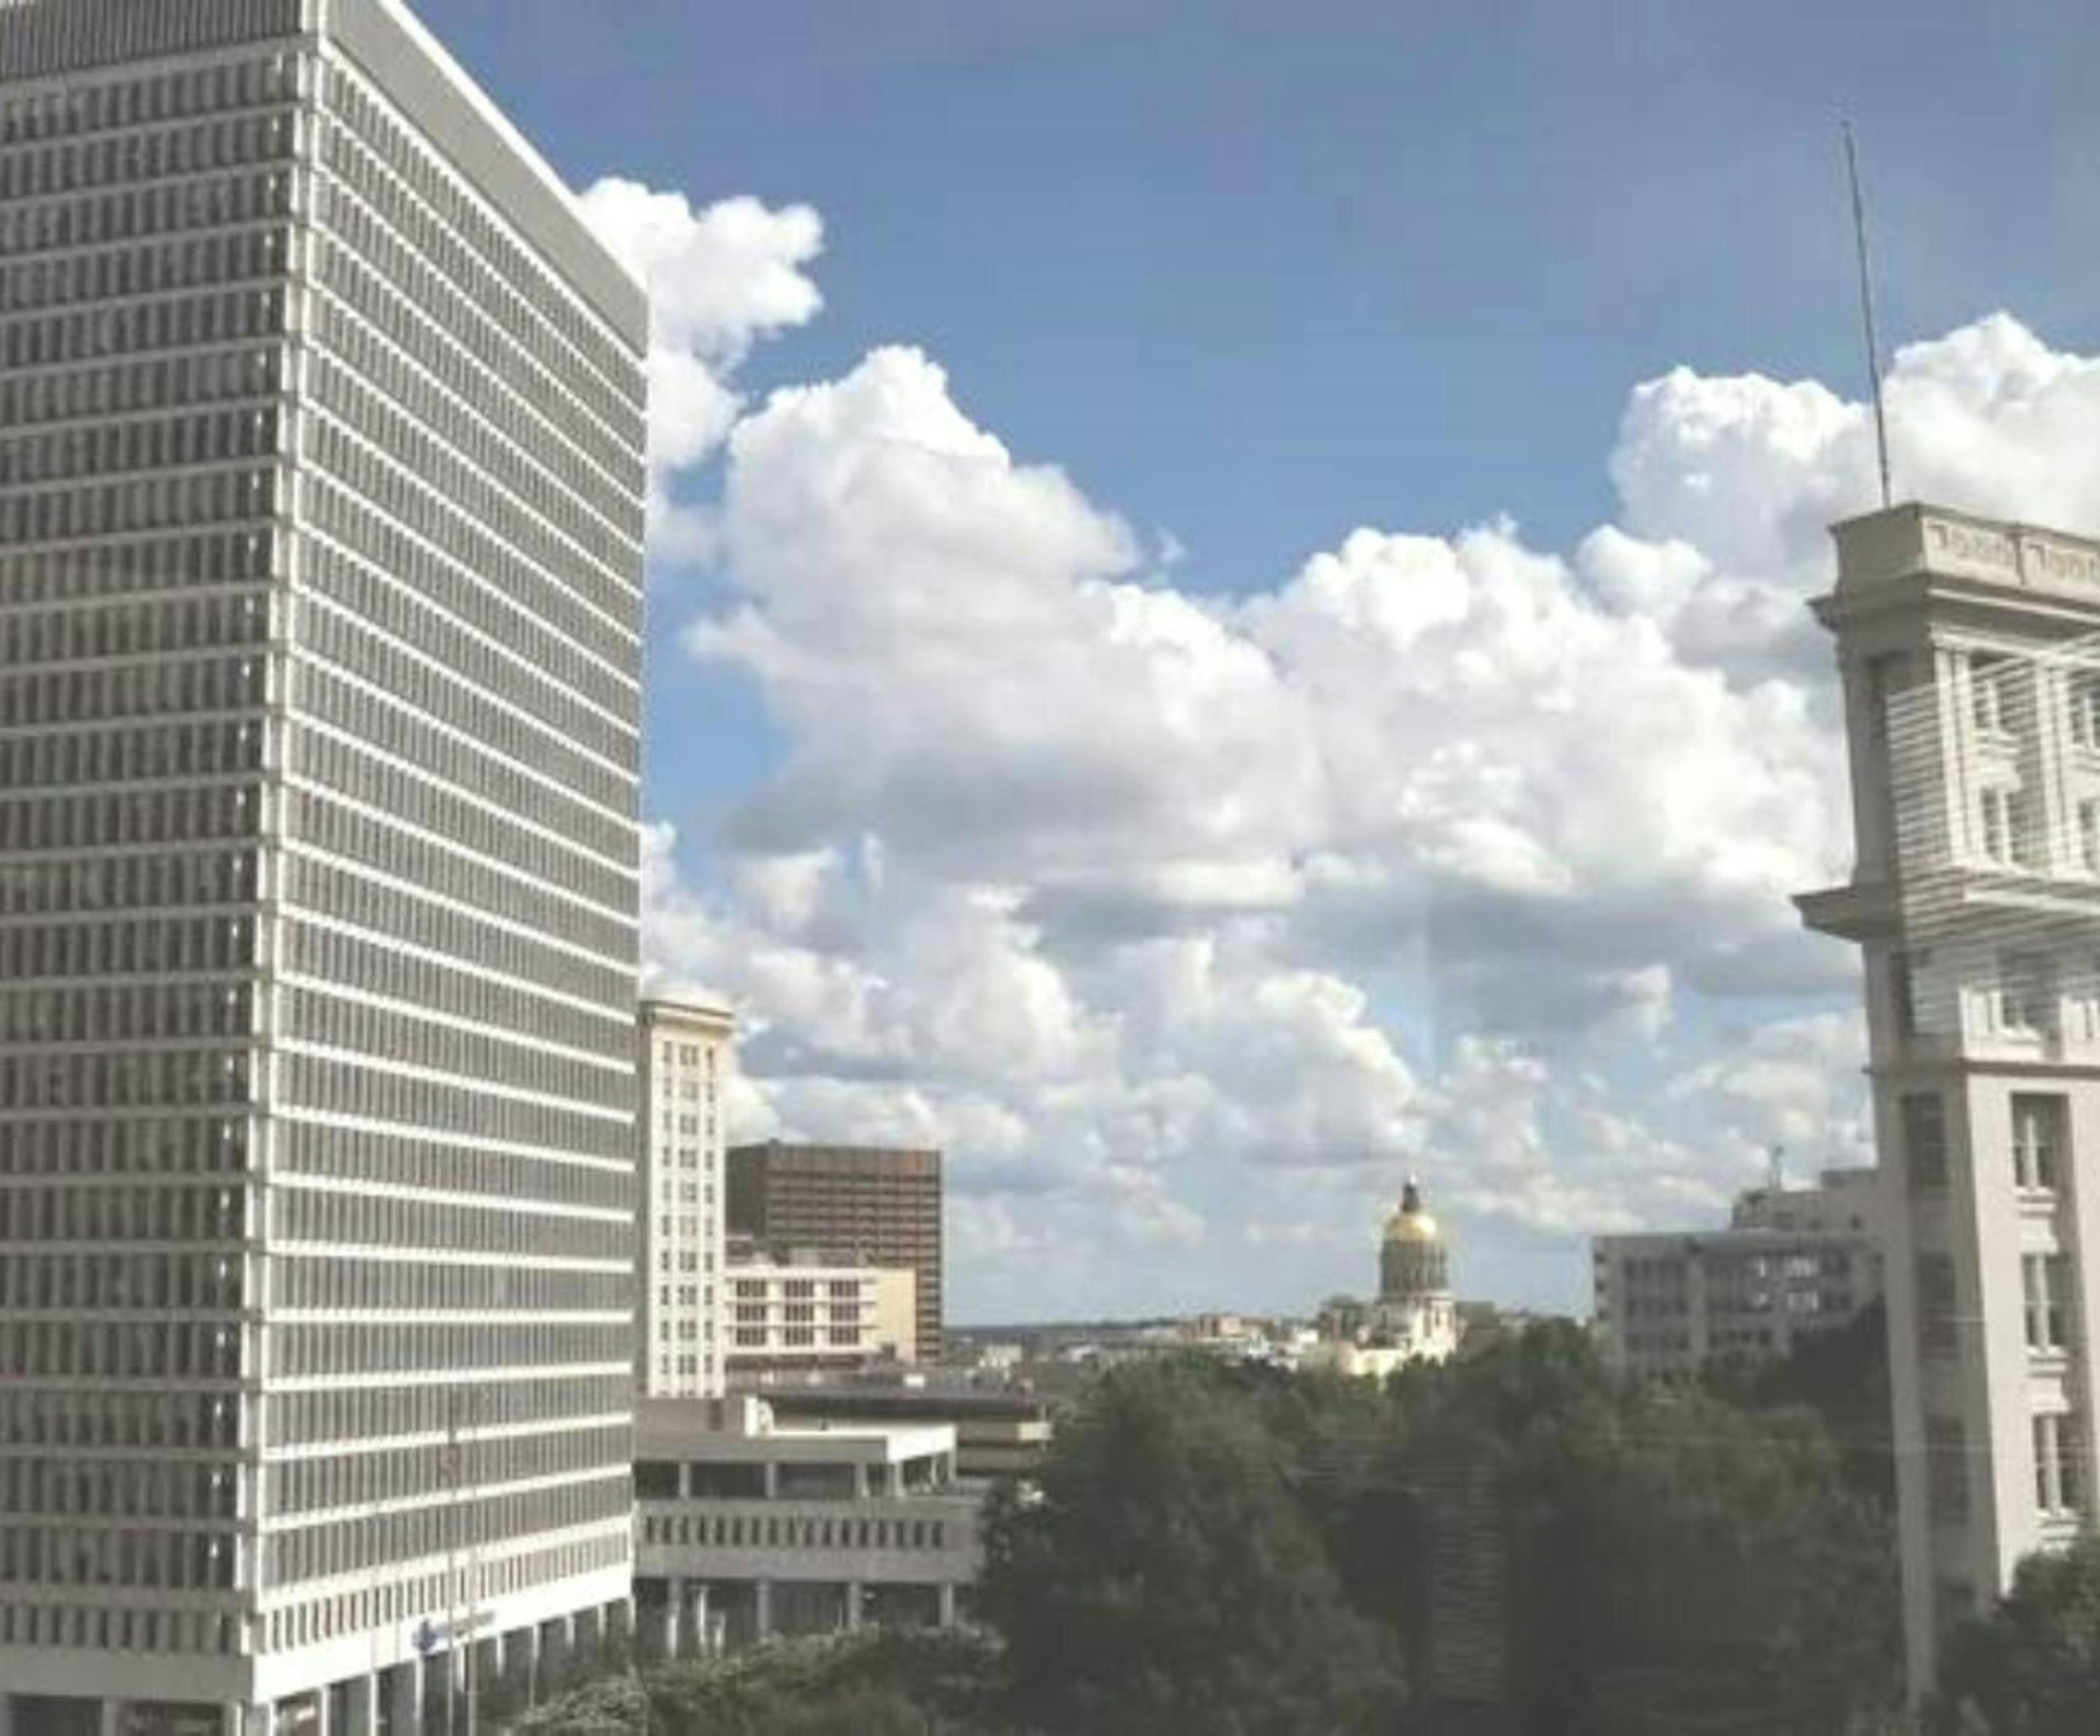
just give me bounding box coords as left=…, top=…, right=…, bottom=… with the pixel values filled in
left=1843, top=121, right=1893, bottom=509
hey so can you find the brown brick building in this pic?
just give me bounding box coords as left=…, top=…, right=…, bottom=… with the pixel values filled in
left=726, top=1142, right=944, bottom=1361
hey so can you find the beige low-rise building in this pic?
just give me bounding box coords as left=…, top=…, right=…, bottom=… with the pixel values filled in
left=721, top=1253, right=919, bottom=1378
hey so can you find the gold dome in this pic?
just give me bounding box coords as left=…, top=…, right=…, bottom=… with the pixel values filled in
left=1382, top=1178, right=1442, bottom=1244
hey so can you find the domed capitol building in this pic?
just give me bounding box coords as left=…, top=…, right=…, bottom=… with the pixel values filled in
left=1305, top=1178, right=1461, bottom=1378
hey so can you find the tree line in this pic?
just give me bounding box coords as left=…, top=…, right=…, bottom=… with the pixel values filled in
left=521, top=1311, right=2100, bottom=1734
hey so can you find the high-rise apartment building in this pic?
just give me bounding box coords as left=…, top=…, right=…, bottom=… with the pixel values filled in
left=1801, top=504, right=2100, bottom=1700
left=726, top=1144, right=944, bottom=1364
left=638, top=1000, right=732, bottom=1401
left=0, top=3, right=648, bottom=1732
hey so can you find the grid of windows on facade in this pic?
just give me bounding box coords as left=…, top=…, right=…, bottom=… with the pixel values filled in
left=649, top=1030, right=723, bottom=1391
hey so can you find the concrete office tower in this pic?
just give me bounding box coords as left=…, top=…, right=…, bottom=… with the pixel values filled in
left=1800, top=505, right=2100, bottom=1701
left=0, top=3, right=648, bottom=1732
left=638, top=1000, right=733, bottom=1400
left=727, top=1143, right=945, bottom=1365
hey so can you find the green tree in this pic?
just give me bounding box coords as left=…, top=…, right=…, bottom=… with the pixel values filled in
left=978, top=1355, right=1408, bottom=1735
left=1930, top=1534, right=2100, bottom=1735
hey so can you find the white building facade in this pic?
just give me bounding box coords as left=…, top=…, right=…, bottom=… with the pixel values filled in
left=0, top=2, right=649, bottom=1732
left=723, top=1255, right=918, bottom=1379
left=1800, top=504, right=2100, bottom=1700
left=631, top=1399, right=979, bottom=1653
left=638, top=1001, right=732, bottom=1400
left=1592, top=1169, right=1885, bottom=1380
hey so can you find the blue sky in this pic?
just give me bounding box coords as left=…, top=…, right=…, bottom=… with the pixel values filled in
left=417, top=0, right=2100, bottom=1320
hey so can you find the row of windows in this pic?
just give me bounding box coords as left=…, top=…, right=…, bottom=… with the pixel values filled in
left=273, top=1256, right=628, bottom=1316
left=0, top=585, right=266, bottom=667
left=638, top=1512, right=955, bottom=1554
left=0, top=778, right=259, bottom=854
left=258, top=1529, right=629, bottom=1658
left=0, top=1113, right=248, bottom=1178
left=282, top=918, right=631, bottom=1063
left=0, top=1048, right=250, bottom=1112
left=0, top=1181, right=246, bottom=1246
left=0, top=527, right=273, bottom=610
left=279, top=1053, right=630, bottom=1163
left=300, top=528, right=635, bottom=773
left=0, top=403, right=279, bottom=487
left=296, top=654, right=631, bottom=867
left=275, top=1118, right=632, bottom=1214
left=0, top=1458, right=238, bottom=1523
left=1900, top=1090, right=2068, bottom=1193
left=269, top=1373, right=631, bottom=1450
left=0, top=1524, right=235, bottom=1590
left=304, top=471, right=633, bottom=724
left=0, top=220, right=285, bottom=316
left=0, top=162, right=291, bottom=260
left=276, top=1181, right=632, bottom=1263
left=284, top=852, right=631, bottom=1016
left=0, top=715, right=264, bottom=790
left=307, top=306, right=637, bottom=595
left=323, top=60, right=646, bottom=438
left=301, top=584, right=632, bottom=814
left=1, top=284, right=286, bottom=373
left=0, top=52, right=297, bottom=149
left=273, top=1320, right=629, bottom=1381
left=293, top=724, right=634, bottom=910
left=306, top=394, right=633, bottom=674
left=271, top=1423, right=628, bottom=1520
left=0, top=847, right=255, bottom=921
left=0, top=655, right=265, bottom=736
left=0, top=108, right=294, bottom=203
left=266, top=1475, right=628, bottom=1587
left=309, top=287, right=636, bottom=563
left=281, top=984, right=629, bottom=1118
left=0, top=462, right=276, bottom=545
left=1, top=1389, right=240, bottom=1450
left=2, top=1319, right=243, bottom=1381
left=0, top=982, right=254, bottom=1046
left=0, top=341, right=278, bottom=433
left=0, top=1598, right=236, bottom=1658
left=285, top=788, right=636, bottom=967
left=0, top=1249, right=243, bottom=1312
left=0, top=913, right=256, bottom=981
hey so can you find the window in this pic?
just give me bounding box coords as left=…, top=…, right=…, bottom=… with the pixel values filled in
left=1916, top=1254, right=1959, bottom=1357
left=1974, top=656, right=2011, bottom=735
left=2013, top=1094, right=2065, bottom=1191
left=2085, top=799, right=2100, bottom=873
left=2072, top=674, right=2100, bottom=749
left=2000, top=955, right=2056, bottom=1036
left=1901, top=1093, right=1948, bottom=1195
left=2034, top=1413, right=2084, bottom=1515
left=1980, top=787, right=2017, bottom=864
left=1891, top=950, right=1919, bottom=1038
left=1927, top=1414, right=1970, bottom=1524
left=2023, top=1253, right=2071, bottom=1351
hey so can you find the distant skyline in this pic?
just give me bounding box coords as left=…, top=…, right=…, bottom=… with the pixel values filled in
left=419, top=0, right=2100, bottom=1320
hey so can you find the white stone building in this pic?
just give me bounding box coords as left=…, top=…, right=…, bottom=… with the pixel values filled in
left=638, top=1000, right=733, bottom=1399
left=0, top=2, right=649, bottom=1732
left=1799, top=503, right=2100, bottom=1700
left=631, top=1399, right=979, bottom=1652
left=1592, top=1168, right=1885, bottom=1379
left=1305, top=1178, right=1460, bottom=1378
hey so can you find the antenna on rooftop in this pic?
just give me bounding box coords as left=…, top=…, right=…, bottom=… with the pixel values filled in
left=1842, top=121, right=1893, bottom=510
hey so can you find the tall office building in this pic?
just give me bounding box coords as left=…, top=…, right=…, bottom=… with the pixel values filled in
left=637, top=1000, right=732, bottom=1401
left=1801, top=504, right=2100, bottom=1700
left=0, top=3, right=648, bottom=1732
left=726, top=1143, right=944, bottom=1364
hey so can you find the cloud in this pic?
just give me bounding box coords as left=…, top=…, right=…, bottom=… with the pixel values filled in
left=579, top=180, right=825, bottom=563
left=627, top=231, right=2100, bottom=1315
